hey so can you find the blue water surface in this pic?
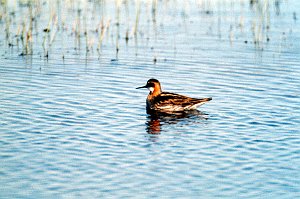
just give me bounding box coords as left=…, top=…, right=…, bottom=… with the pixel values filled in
left=0, top=1, right=300, bottom=198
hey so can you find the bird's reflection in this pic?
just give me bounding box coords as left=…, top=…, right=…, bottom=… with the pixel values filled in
left=145, top=110, right=209, bottom=134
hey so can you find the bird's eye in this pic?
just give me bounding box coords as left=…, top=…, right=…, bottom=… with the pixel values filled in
left=148, top=83, right=155, bottom=87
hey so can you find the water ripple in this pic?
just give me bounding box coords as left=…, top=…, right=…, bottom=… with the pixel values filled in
left=1, top=1, right=300, bottom=198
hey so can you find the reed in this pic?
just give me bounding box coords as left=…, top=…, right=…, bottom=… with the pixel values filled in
left=5, top=6, right=10, bottom=42
left=19, top=3, right=34, bottom=56
left=42, top=6, right=54, bottom=57
left=75, top=8, right=81, bottom=51
left=49, top=13, right=58, bottom=45
left=97, top=19, right=110, bottom=53
left=133, top=0, right=141, bottom=37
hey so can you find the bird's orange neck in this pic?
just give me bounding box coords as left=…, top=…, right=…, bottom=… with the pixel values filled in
left=148, top=85, right=161, bottom=99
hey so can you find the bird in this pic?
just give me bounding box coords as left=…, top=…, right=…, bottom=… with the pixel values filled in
left=136, top=78, right=212, bottom=114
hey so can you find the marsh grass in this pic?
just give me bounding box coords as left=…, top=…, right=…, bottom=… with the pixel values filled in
left=0, top=0, right=294, bottom=60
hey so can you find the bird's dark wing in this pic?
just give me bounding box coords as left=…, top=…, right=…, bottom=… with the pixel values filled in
left=153, top=92, right=211, bottom=111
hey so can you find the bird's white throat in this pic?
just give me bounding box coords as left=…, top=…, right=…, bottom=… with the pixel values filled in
left=148, top=87, right=154, bottom=92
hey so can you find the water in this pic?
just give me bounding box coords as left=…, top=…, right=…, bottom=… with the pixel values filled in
left=1, top=0, right=300, bottom=198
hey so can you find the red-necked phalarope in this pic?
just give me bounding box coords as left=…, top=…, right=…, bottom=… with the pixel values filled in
left=136, top=79, right=212, bottom=113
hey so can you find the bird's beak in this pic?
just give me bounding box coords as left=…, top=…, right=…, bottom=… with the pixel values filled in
left=136, top=85, right=147, bottom=89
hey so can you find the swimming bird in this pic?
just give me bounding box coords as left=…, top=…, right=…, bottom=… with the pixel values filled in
left=136, top=79, right=212, bottom=113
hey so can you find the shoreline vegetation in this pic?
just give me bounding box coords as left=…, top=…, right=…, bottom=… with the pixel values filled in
left=0, top=0, right=296, bottom=61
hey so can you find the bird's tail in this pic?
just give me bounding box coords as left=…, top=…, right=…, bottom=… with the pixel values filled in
left=186, top=97, right=212, bottom=110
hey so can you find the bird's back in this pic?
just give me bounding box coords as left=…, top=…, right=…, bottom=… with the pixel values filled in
left=148, top=92, right=212, bottom=112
